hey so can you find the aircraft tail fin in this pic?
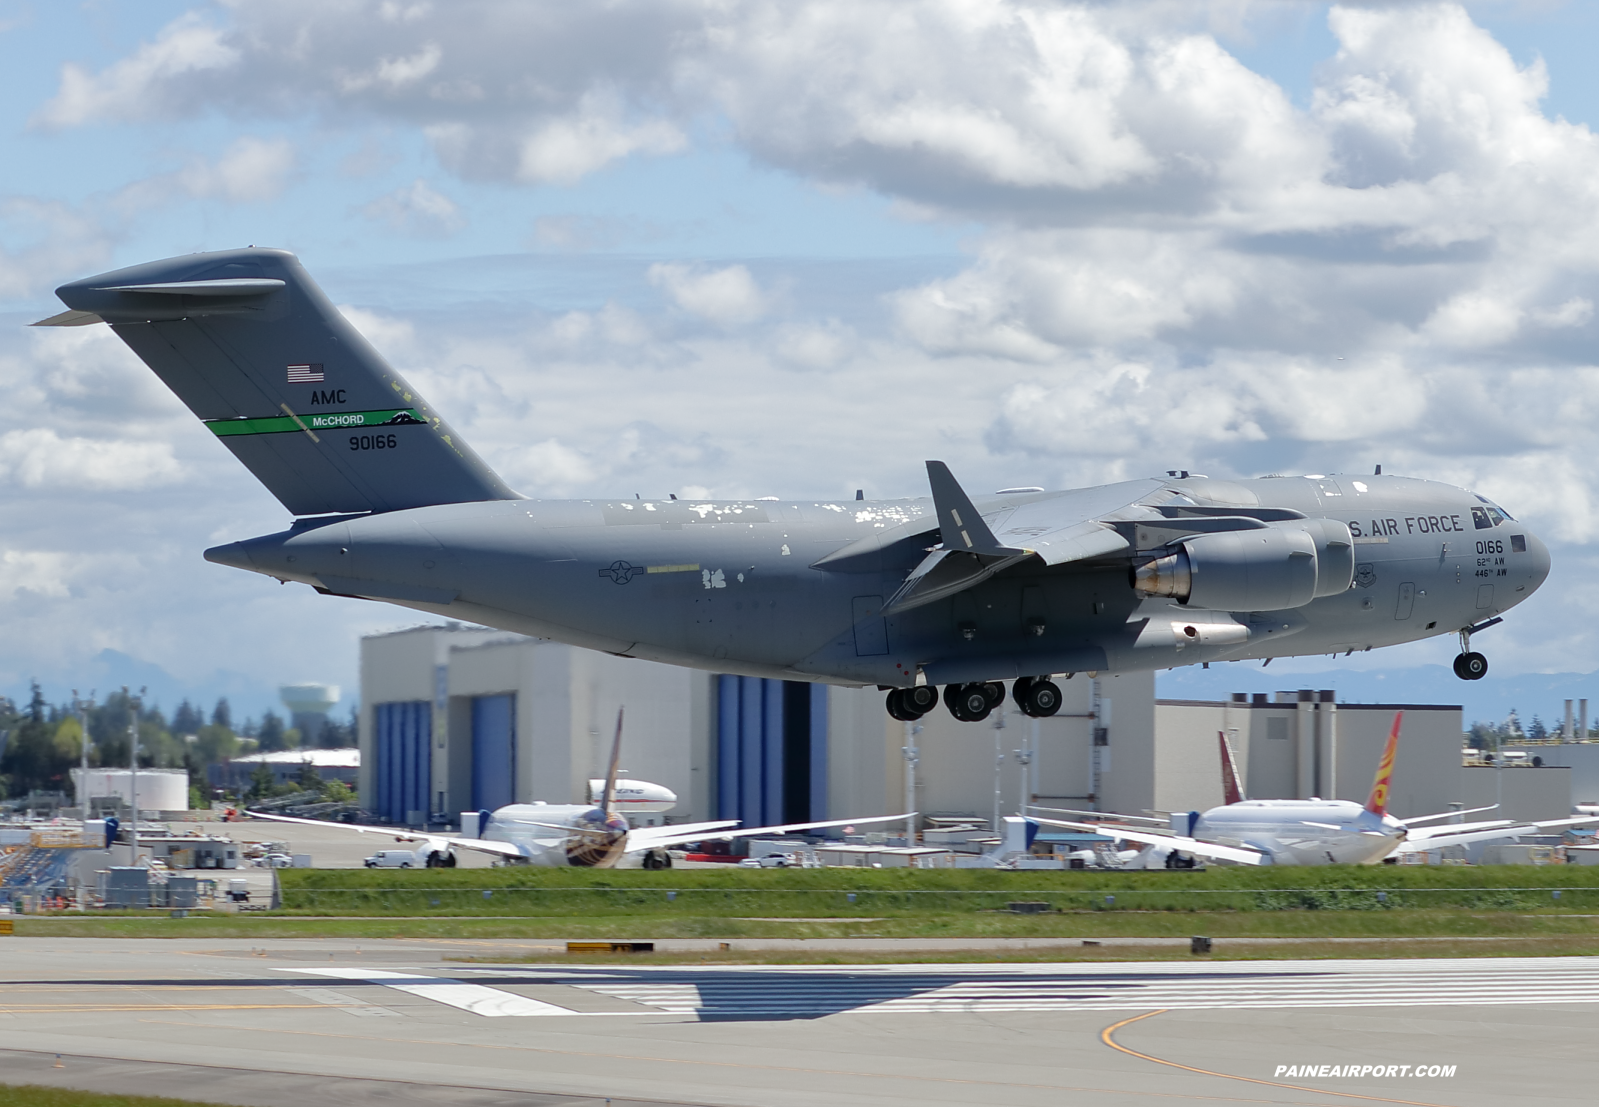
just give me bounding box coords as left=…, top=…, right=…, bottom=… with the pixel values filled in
left=600, top=708, right=625, bottom=820
left=1365, top=711, right=1404, bottom=816
left=1218, top=730, right=1244, bottom=805
left=43, top=248, right=520, bottom=517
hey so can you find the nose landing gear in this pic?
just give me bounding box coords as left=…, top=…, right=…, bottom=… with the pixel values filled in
left=1453, top=626, right=1489, bottom=681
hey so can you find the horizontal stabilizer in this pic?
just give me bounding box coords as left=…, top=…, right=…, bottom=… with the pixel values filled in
left=30, top=309, right=104, bottom=327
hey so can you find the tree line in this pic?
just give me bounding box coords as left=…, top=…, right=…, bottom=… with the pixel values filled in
left=0, top=683, right=356, bottom=801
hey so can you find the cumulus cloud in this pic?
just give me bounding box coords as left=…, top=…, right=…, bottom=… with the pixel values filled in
left=23, top=1, right=1599, bottom=686
left=33, top=13, right=238, bottom=128
left=0, top=428, right=182, bottom=491
left=0, top=550, right=74, bottom=600
left=359, top=178, right=466, bottom=236
left=647, top=263, right=767, bottom=326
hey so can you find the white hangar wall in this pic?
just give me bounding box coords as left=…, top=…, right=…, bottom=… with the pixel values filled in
left=358, top=625, right=1519, bottom=829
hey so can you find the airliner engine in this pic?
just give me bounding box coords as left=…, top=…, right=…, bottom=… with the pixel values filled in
left=1132, top=521, right=1353, bottom=611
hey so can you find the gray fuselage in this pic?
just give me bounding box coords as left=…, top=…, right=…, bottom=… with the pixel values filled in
left=207, top=472, right=1549, bottom=689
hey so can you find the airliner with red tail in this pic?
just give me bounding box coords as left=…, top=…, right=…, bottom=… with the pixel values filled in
left=1032, top=713, right=1599, bottom=865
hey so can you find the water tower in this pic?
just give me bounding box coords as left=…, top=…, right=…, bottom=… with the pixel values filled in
left=279, top=683, right=340, bottom=747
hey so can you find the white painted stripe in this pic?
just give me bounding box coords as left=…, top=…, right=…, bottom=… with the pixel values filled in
left=283, top=987, right=402, bottom=1018
left=285, top=968, right=574, bottom=1017
left=579, top=967, right=1599, bottom=1017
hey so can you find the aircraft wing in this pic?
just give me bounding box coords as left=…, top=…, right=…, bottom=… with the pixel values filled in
left=1028, top=804, right=1169, bottom=826
left=1401, top=813, right=1599, bottom=851
left=1395, top=804, right=1501, bottom=827
left=624, top=813, right=912, bottom=853
left=1402, top=818, right=1518, bottom=842
left=1393, top=813, right=1599, bottom=854
left=248, top=810, right=529, bottom=860
left=1030, top=816, right=1267, bottom=866
left=986, top=486, right=1156, bottom=566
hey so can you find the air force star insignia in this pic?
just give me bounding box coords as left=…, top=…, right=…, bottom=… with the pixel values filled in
left=600, top=560, right=645, bottom=585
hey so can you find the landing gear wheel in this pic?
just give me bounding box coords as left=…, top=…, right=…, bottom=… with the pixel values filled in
left=642, top=849, right=671, bottom=870
left=944, top=682, right=993, bottom=722
left=1018, top=678, right=1062, bottom=717
left=1012, top=676, right=1035, bottom=707
left=979, top=681, right=1005, bottom=708
left=1453, top=652, right=1488, bottom=680
left=885, top=689, right=919, bottom=721
left=886, top=685, right=939, bottom=720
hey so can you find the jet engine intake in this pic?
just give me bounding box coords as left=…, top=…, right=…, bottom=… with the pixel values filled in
left=1133, top=527, right=1320, bottom=611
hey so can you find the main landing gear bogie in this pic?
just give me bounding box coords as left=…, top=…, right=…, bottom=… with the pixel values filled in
left=883, top=677, right=1065, bottom=722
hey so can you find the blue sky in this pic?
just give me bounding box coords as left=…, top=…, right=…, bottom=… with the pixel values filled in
left=3, top=1, right=1599, bottom=726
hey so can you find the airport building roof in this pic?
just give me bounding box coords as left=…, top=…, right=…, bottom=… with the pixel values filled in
left=229, top=749, right=360, bottom=768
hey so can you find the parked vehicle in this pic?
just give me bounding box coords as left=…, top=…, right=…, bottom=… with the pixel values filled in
left=364, top=850, right=419, bottom=869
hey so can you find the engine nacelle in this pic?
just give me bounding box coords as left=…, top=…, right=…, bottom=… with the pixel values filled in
left=1297, top=518, right=1354, bottom=598
left=1133, top=526, right=1326, bottom=611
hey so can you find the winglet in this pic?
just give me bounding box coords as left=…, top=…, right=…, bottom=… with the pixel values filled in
left=1365, top=711, right=1403, bottom=816
left=1218, top=731, right=1244, bottom=805
left=925, top=461, right=1025, bottom=556
left=601, top=708, right=625, bottom=819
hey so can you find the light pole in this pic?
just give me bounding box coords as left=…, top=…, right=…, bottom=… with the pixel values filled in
left=73, top=690, right=90, bottom=816
left=901, top=719, right=921, bottom=845
left=1013, top=716, right=1035, bottom=817
left=125, top=686, right=142, bottom=865
left=991, top=705, right=1006, bottom=834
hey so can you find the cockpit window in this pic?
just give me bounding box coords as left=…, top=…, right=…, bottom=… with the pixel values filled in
left=1472, top=495, right=1513, bottom=528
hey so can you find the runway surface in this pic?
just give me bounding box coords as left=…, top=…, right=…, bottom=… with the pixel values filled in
left=1, top=937, right=1592, bottom=1106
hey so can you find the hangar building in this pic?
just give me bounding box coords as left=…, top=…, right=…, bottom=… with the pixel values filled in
left=358, top=624, right=1571, bottom=829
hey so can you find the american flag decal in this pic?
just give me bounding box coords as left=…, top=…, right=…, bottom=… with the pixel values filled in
left=287, top=363, right=324, bottom=383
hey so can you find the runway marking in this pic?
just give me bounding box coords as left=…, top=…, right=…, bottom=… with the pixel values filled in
left=0, top=1004, right=334, bottom=1012
left=571, top=960, right=1599, bottom=1017
left=284, top=987, right=403, bottom=1017
left=134, top=1018, right=1368, bottom=1105
left=1101, top=1011, right=1460, bottom=1107
left=284, top=968, right=575, bottom=1017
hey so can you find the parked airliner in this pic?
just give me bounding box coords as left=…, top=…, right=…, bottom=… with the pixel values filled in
left=1034, top=714, right=1599, bottom=865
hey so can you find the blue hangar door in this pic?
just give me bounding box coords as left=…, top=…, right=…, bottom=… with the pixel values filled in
left=471, top=694, right=516, bottom=812
left=374, top=702, right=430, bottom=825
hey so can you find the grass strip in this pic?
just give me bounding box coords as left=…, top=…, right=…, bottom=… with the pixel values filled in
left=272, top=863, right=1599, bottom=916
left=449, top=935, right=1599, bottom=965
left=11, top=910, right=1599, bottom=940
left=0, top=1087, right=231, bottom=1107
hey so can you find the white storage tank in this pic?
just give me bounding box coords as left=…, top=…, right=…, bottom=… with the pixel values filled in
left=70, top=768, right=189, bottom=812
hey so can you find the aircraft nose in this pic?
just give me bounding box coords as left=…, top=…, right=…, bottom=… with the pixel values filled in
left=1521, top=529, right=1552, bottom=595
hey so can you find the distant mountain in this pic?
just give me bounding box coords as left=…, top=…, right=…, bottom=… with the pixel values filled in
left=2, top=649, right=317, bottom=726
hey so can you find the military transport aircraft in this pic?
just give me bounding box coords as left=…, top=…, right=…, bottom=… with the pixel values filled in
left=36, top=248, right=1552, bottom=723
left=1033, top=714, right=1599, bottom=866
left=253, top=711, right=909, bottom=868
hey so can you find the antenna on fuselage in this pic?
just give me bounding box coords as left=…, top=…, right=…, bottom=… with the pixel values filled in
left=601, top=708, right=625, bottom=820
